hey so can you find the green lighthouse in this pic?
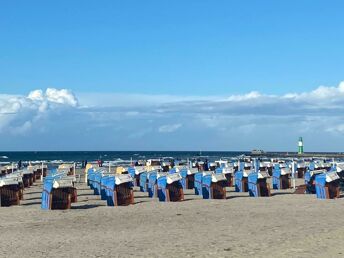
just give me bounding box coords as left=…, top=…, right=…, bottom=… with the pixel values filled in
left=298, top=137, right=304, bottom=154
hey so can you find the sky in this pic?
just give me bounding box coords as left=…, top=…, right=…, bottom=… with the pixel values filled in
left=1, top=1, right=344, bottom=151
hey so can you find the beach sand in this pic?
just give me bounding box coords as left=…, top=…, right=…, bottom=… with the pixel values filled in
left=0, top=173, right=344, bottom=258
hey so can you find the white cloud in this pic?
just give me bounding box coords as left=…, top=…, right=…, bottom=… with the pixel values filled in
left=158, top=123, right=182, bottom=133
left=0, top=88, right=78, bottom=134
left=326, top=124, right=344, bottom=134
left=28, top=89, right=44, bottom=101
left=45, top=88, right=78, bottom=106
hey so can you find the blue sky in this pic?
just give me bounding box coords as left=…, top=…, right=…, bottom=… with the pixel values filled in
left=1, top=1, right=344, bottom=151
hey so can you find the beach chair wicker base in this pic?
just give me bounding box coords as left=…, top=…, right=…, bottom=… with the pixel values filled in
left=19, top=182, right=24, bottom=200
left=135, top=175, right=140, bottom=187
left=280, top=175, right=291, bottom=189
left=113, top=183, right=134, bottom=206
left=165, top=182, right=184, bottom=202
left=225, top=174, right=233, bottom=187
left=242, top=177, right=249, bottom=192
left=185, top=175, right=195, bottom=189
left=23, top=177, right=30, bottom=188
left=257, top=180, right=271, bottom=197
left=211, top=182, right=226, bottom=199
left=297, top=168, right=305, bottom=178
left=325, top=183, right=340, bottom=199
left=65, top=187, right=78, bottom=203
left=51, top=189, right=72, bottom=210
left=0, top=185, right=20, bottom=206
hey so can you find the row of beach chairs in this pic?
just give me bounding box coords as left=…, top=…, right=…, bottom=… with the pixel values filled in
left=36, top=159, right=344, bottom=210
left=87, top=168, right=134, bottom=206
left=0, top=164, right=47, bottom=206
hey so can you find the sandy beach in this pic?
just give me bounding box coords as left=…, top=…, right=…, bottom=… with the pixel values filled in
left=0, top=173, right=344, bottom=258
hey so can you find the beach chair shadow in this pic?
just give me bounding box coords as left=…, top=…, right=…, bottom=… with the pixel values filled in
left=77, top=192, right=95, bottom=197
left=183, top=192, right=197, bottom=196
left=180, top=198, right=196, bottom=202
left=226, top=195, right=249, bottom=200
left=271, top=192, right=295, bottom=196
left=71, top=204, right=103, bottom=209
left=21, top=201, right=41, bottom=206
left=23, top=196, right=42, bottom=201
left=25, top=191, right=42, bottom=195
left=134, top=200, right=152, bottom=204
left=133, top=195, right=150, bottom=199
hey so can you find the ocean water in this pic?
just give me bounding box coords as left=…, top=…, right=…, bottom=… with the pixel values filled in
left=0, top=151, right=249, bottom=163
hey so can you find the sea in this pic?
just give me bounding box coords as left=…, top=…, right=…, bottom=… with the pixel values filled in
left=0, top=151, right=249, bottom=163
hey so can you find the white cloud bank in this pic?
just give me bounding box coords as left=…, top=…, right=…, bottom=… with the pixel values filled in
left=0, top=88, right=77, bottom=134
left=1, top=81, right=344, bottom=151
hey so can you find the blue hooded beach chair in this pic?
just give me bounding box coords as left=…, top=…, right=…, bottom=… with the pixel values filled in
left=147, top=171, right=158, bottom=198
left=314, top=170, right=340, bottom=199
left=272, top=164, right=291, bottom=190
left=157, top=172, right=184, bottom=202
left=201, top=172, right=227, bottom=199
left=106, top=174, right=134, bottom=206
left=247, top=159, right=270, bottom=197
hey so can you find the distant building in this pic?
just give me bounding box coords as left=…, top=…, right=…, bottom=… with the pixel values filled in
left=298, top=137, right=304, bottom=154
left=251, top=149, right=265, bottom=155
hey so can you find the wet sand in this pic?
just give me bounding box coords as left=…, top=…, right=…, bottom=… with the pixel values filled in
left=0, top=175, right=344, bottom=258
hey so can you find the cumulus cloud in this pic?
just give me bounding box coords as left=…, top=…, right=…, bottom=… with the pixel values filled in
left=0, top=88, right=78, bottom=134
